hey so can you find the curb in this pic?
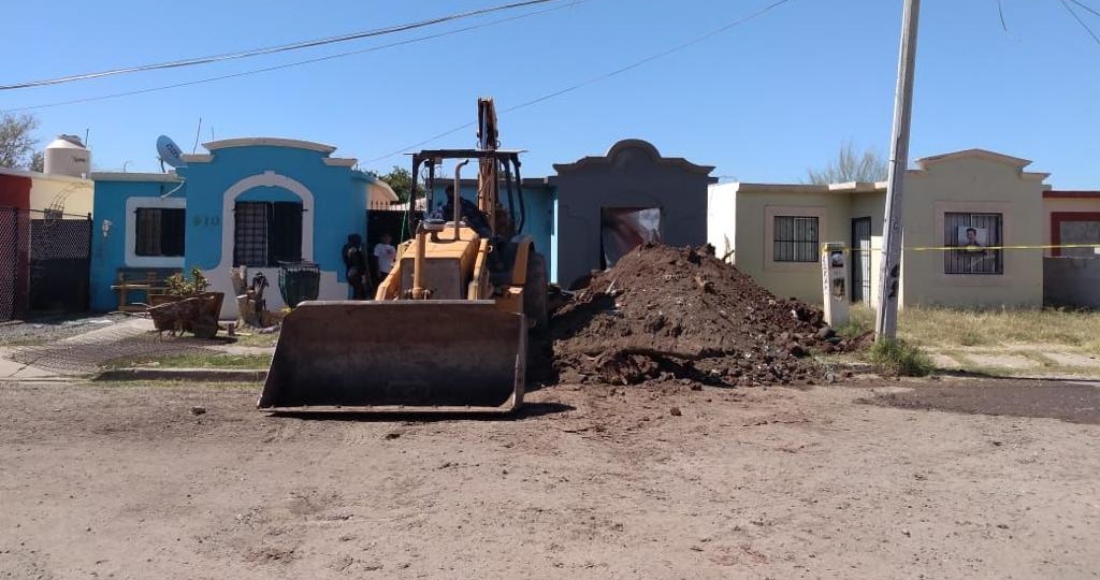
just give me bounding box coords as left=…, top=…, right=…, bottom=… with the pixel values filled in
left=94, top=368, right=267, bottom=382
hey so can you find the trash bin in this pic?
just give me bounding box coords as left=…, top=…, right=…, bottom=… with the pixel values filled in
left=278, top=261, right=321, bottom=308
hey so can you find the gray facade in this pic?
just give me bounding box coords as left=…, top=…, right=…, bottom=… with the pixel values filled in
left=551, top=139, right=714, bottom=288
left=1043, top=257, right=1100, bottom=308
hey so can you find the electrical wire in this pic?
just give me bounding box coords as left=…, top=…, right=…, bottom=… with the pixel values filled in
left=0, top=0, right=568, bottom=91
left=1067, top=0, right=1100, bottom=18
left=365, top=0, right=799, bottom=163
left=1059, top=0, right=1100, bottom=46
left=6, top=0, right=590, bottom=112
left=997, top=0, right=1010, bottom=32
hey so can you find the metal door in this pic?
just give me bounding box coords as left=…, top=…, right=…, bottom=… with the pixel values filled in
left=28, top=212, right=92, bottom=313
left=851, top=217, right=872, bottom=302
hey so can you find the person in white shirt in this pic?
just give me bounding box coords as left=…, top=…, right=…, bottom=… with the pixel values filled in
left=373, top=233, right=397, bottom=280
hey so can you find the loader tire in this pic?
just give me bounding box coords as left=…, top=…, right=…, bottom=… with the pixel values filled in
left=525, top=251, right=550, bottom=335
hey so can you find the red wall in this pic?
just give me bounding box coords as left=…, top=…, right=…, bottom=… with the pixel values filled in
left=0, top=173, right=32, bottom=210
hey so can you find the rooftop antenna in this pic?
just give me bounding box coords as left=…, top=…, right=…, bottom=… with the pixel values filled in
left=84, top=128, right=90, bottom=147
left=192, top=117, right=203, bottom=154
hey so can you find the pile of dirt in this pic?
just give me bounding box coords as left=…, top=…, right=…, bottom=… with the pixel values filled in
left=549, top=244, right=869, bottom=387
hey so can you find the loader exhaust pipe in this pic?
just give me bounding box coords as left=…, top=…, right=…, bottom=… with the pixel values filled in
left=411, top=221, right=429, bottom=299
left=452, top=159, right=469, bottom=241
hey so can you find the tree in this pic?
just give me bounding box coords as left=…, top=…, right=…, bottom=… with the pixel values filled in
left=0, top=112, right=41, bottom=169
left=371, top=165, right=420, bottom=202
left=805, top=142, right=888, bottom=185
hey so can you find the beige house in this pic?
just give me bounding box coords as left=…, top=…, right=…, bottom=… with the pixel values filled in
left=0, top=166, right=94, bottom=216
left=708, top=149, right=1053, bottom=308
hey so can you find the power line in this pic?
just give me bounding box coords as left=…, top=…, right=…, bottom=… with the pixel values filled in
left=366, top=0, right=799, bottom=164
left=0, top=0, right=567, bottom=91
left=1067, top=0, right=1100, bottom=19
left=996, top=0, right=1009, bottom=32
left=6, top=1, right=590, bottom=112
left=1059, top=0, right=1100, bottom=46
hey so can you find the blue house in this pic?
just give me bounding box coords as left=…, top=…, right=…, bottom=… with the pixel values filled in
left=90, top=138, right=396, bottom=317
left=90, top=138, right=713, bottom=316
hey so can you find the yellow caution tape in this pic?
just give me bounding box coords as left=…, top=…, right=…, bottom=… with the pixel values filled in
left=820, top=243, right=1100, bottom=254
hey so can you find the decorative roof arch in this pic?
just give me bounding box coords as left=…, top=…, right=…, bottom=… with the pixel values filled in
left=912, top=148, right=1050, bottom=182
left=202, top=137, right=337, bottom=155
left=915, top=148, right=1032, bottom=169
left=553, top=138, right=714, bottom=176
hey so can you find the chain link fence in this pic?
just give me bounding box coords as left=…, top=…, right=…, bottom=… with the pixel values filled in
left=0, top=207, right=30, bottom=322
left=28, top=210, right=91, bottom=313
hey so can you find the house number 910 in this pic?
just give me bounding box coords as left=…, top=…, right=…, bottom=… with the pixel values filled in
left=192, top=216, right=221, bottom=226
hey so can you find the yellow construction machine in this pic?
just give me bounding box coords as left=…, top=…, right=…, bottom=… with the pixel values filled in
left=258, top=98, right=548, bottom=413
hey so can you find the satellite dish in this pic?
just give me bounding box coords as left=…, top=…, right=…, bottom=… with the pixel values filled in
left=156, top=135, right=188, bottom=169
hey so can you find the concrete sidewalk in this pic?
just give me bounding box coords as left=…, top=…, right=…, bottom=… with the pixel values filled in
left=0, top=347, right=64, bottom=381
left=928, top=344, right=1100, bottom=379
left=3, top=317, right=220, bottom=377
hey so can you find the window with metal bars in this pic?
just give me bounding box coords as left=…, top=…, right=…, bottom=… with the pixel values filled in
left=134, top=208, right=185, bottom=257
left=773, top=216, right=819, bottom=262
left=233, top=201, right=303, bottom=267
left=944, top=212, right=1003, bottom=275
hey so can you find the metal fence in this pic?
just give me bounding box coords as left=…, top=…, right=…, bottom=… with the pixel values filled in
left=0, top=207, right=30, bottom=321
left=27, top=210, right=92, bottom=314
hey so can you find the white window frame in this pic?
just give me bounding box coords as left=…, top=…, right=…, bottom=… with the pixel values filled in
left=125, top=196, right=186, bottom=268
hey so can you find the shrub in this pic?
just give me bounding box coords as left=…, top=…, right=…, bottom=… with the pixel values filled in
left=869, top=338, right=934, bottom=377
left=166, top=267, right=211, bottom=297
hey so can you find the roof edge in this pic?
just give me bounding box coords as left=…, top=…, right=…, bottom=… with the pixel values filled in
left=203, top=137, right=337, bottom=155
left=91, top=172, right=182, bottom=183
left=916, top=148, right=1032, bottom=170
left=553, top=139, right=715, bottom=176
left=0, top=166, right=92, bottom=184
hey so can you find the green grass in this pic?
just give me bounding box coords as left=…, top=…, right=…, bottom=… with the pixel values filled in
left=834, top=305, right=875, bottom=339
left=899, top=305, right=1100, bottom=351
left=868, top=338, right=934, bottom=377
left=0, top=338, right=48, bottom=347
left=227, top=331, right=280, bottom=348
left=93, top=380, right=260, bottom=389
left=112, top=353, right=271, bottom=370
left=842, top=304, right=1100, bottom=352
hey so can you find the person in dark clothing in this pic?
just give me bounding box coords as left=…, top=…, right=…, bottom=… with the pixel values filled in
left=342, top=233, right=369, bottom=299
left=432, top=186, right=511, bottom=276
left=435, top=185, right=494, bottom=238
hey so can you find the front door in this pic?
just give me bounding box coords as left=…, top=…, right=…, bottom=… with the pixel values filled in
left=28, top=214, right=92, bottom=313
left=851, top=217, right=872, bottom=302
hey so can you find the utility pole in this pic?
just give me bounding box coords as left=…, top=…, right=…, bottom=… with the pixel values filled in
left=875, top=0, right=921, bottom=342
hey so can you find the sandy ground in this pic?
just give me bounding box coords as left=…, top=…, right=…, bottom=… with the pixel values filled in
left=1, top=378, right=1098, bottom=580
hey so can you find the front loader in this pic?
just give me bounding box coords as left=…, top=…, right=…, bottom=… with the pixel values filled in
left=258, top=98, right=548, bottom=413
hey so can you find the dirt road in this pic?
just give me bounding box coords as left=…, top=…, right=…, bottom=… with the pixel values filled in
left=2, top=379, right=1098, bottom=579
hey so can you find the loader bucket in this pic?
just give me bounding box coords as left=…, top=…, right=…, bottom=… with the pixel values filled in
left=258, top=300, right=527, bottom=413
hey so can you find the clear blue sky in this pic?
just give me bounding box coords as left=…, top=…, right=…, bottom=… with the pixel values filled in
left=2, top=0, right=1097, bottom=187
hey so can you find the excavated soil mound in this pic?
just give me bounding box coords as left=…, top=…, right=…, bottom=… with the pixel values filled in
left=550, top=244, right=868, bottom=387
